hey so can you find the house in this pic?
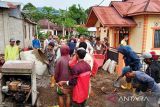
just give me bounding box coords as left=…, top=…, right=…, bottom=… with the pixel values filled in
left=0, top=1, right=37, bottom=54
left=86, top=0, right=160, bottom=54
left=88, top=27, right=96, bottom=37
left=38, top=19, right=73, bottom=36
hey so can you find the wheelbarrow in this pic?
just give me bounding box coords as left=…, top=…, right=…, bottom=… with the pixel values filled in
left=93, top=54, right=105, bottom=68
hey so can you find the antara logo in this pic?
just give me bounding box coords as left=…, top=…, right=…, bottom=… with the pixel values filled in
left=118, top=96, right=149, bottom=103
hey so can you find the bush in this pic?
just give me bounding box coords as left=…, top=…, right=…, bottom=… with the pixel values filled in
left=76, top=26, right=89, bottom=36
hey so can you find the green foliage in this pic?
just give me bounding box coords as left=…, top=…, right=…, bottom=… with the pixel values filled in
left=22, top=3, right=59, bottom=22
left=41, top=6, right=57, bottom=21
left=76, top=27, right=89, bottom=36
left=23, top=3, right=89, bottom=37
left=23, top=3, right=36, bottom=10
left=68, top=4, right=87, bottom=24
left=64, top=18, right=76, bottom=28
left=23, top=3, right=87, bottom=25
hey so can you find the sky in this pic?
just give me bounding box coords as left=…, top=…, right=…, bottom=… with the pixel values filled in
left=2, top=0, right=118, bottom=9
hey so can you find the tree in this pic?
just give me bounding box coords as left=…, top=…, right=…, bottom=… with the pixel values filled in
left=55, top=10, right=76, bottom=37
left=22, top=3, right=43, bottom=22
left=41, top=7, right=56, bottom=21
left=76, top=26, right=89, bottom=36
left=68, top=4, right=87, bottom=25
left=23, top=3, right=36, bottom=11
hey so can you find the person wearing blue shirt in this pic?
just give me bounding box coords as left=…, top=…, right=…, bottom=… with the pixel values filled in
left=32, top=36, right=41, bottom=49
left=117, top=45, right=142, bottom=89
left=68, top=38, right=76, bottom=56
left=122, top=66, right=160, bottom=93
left=118, top=45, right=142, bottom=71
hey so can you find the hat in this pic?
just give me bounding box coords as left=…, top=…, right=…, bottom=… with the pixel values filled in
left=122, top=66, right=132, bottom=76
left=10, top=38, right=15, bottom=42
left=150, top=51, right=158, bottom=61
left=142, top=52, right=152, bottom=59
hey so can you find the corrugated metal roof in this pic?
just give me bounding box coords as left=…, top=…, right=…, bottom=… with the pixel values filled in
left=86, top=6, right=137, bottom=27
left=112, top=0, right=160, bottom=16
left=0, top=1, right=20, bottom=9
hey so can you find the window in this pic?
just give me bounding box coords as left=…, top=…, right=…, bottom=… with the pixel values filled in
left=154, top=30, right=160, bottom=48
left=24, top=24, right=27, bottom=39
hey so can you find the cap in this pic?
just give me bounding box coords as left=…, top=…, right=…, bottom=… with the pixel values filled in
left=122, top=66, right=132, bottom=76
left=142, top=52, right=152, bottom=59
left=10, top=38, right=15, bottom=42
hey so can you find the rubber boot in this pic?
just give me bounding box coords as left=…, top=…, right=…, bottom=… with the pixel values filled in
left=127, top=83, right=132, bottom=90
left=50, top=76, right=55, bottom=88
left=121, top=83, right=128, bottom=90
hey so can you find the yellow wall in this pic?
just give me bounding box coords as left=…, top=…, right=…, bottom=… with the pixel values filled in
left=108, top=28, right=114, bottom=47
left=99, top=27, right=115, bottom=47
left=130, top=15, right=144, bottom=53
left=95, top=21, right=115, bottom=47
left=100, top=27, right=107, bottom=40
left=146, top=15, right=160, bottom=53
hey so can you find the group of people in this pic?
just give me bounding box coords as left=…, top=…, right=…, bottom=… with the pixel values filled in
left=40, top=34, right=111, bottom=107
left=117, top=45, right=160, bottom=97
left=4, top=34, right=160, bottom=106
left=40, top=35, right=100, bottom=107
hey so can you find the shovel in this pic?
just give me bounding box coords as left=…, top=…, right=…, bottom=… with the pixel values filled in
left=113, top=80, right=120, bottom=88
left=113, top=75, right=123, bottom=88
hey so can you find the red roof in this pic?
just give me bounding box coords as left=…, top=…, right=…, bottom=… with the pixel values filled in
left=112, top=0, right=160, bottom=16
left=86, top=6, right=137, bottom=27
left=111, top=2, right=132, bottom=17
left=38, top=19, right=72, bottom=31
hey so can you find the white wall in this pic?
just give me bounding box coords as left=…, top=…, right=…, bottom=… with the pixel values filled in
left=8, top=17, right=24, bottom=47
left=0, top=12, right=5, bottom=54
left=0, top=9, right=36, bottom=53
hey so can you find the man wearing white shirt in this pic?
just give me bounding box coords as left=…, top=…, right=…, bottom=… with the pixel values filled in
left=76, top=36, right=94, bottom=54
left=79, top=42, right=93, bottom=70
left=43, top=36, right=53, bottom=49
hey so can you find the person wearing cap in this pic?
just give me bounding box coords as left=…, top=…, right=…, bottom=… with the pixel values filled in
left=4, top=38, right=19, bottom=61
left=142, top=52, right=160, bottom=83
left=44, top=42, right=55, bottom=87
left=122, top=66, right=160, bottom=93
left=150, top=51, right=159, bottom=61
left=58, top=48, right=91, bottom=107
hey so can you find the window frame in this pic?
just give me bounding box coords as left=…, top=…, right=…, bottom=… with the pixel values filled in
left=152, top=27, right=160, bottom=50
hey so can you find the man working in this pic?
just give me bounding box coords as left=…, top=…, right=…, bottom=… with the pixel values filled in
left=122, top=66, right=160, bottom=93
left=117, top=45, right=142, bottom=89
left=142, top=52, right=160, bottom=83
left=5, top=38, right=19, bottom=61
